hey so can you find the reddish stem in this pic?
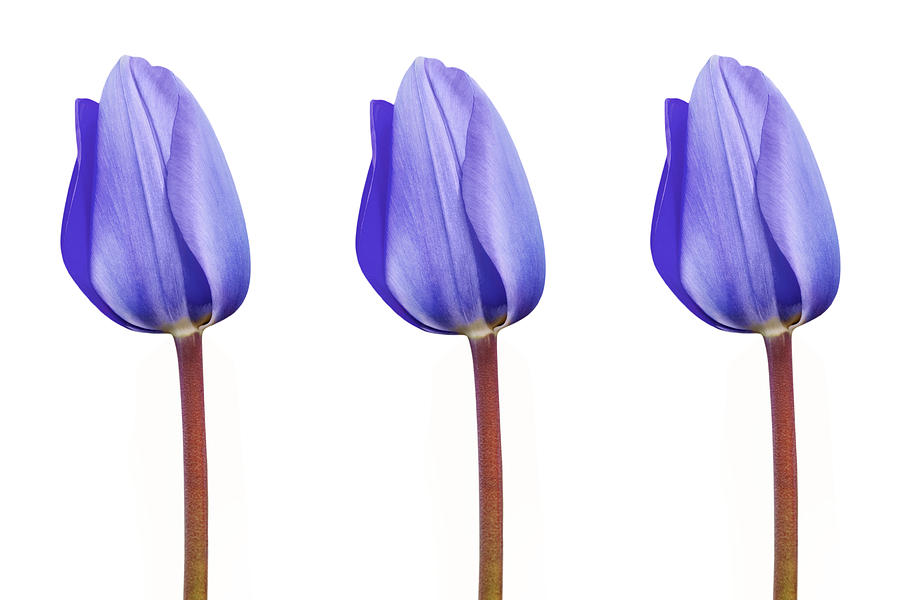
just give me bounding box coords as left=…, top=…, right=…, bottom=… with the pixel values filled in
left=764, top=332, right=798, bottom=600
left=469, top=333, right=503, bottom=600
left=174, top=333, right=208, bottom=600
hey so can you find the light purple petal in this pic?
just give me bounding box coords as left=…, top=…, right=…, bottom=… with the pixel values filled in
left=89, top=56, right=195, bottom=331
left=460, top=81, right=544, bottom=328
left=166, top=75, right=250, bottom=327
left=680, top=56, right=784, bottom=331
left=756, top=81, right=839, bottom=325
left=384, top=57, right=505, bottom=333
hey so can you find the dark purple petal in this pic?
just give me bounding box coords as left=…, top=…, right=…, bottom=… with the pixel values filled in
left=650, top=98, right=740, bottom=332
left=61, top=98, right=153, bottom=332
left=356, top=100, right=444, bottom=334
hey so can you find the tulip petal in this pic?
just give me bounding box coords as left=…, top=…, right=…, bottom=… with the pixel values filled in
left=89, top=56, right=194, bottom=331
left=680, top=56, right=786, bottom=331
left=651, top=98, right=739, bottom=332
left=717, top=58, right=803, bottom=325
left=384, top=58, right=505, bottom=333
left=165, top=75, right=250, bottom=327
left=460, top=81, right=544, bottom=328
left=61, top=99, right=152, bottom=332
left=356, top=100, right=444, bottom=334
left=756, top=83, right=840, bottom=325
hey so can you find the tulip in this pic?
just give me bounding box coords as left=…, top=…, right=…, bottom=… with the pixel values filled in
left=356, top=57, right=544, bottom=600
left=61, top=56, right=250, bottom=600
left=651, top=56, right=839, bottom=600
left=62, top=56, right=250, bottom=336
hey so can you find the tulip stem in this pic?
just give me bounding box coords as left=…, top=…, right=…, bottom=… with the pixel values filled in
left=764, top=332, right=798, bottom=600
left=174, top=332, right=208, bottom=600
left=469, top=333, right=503, bottom=600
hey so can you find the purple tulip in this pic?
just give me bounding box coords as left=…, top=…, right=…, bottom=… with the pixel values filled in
left=356, top=57, right=545, bottom=337
left=356, top=57, right=545, bottom=600
left=651, top=55, right=839, bottom=336
left=650, top=56, right=841, bottom=600
left=60, top=56, right=250, bottom=600
left=61, top=56, right=250, bottom=337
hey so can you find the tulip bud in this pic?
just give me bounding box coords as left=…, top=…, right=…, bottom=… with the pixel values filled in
left=61, top=56, right=250, bottom=336
left=651, top=56, right=839, bottom=336
left=356, top=57, right=545, bottom=338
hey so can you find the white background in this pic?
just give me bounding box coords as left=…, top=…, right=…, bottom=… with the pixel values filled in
left=0, top=1, right=897, bottom=598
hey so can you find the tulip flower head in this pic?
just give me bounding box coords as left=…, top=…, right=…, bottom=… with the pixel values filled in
left=356, top=57, right=545, bottom=338
left=651, top=56, right=839, bottom=336
left=62, top=56, right=250, bottom=337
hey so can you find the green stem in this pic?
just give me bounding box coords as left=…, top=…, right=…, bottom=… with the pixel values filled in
left=174, top=333, right=208, bottom=600
left=764, top=332, right=798, bottom=600
left=469, top=333, right=502, bottom=600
